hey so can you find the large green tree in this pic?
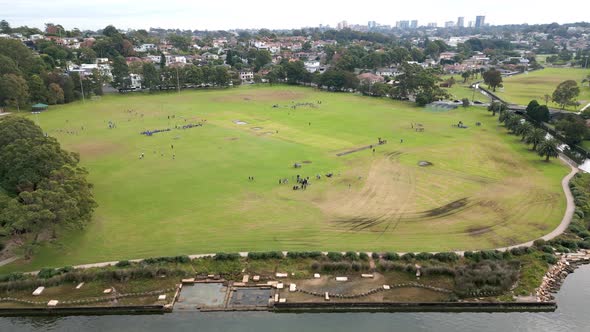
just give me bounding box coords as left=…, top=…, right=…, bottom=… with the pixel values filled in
left=28, top=74, right=48, bottom=103
left=0, top=74, right=29, bottom=110
left=142, top=62, right=160, bottom=91
left=482, top=68, right=503, bottom=92
left=111, top=56, right=130, bottom=89
left=552, top=80, right=580, bottom=110
left=556, top=115, right=588, bottom=146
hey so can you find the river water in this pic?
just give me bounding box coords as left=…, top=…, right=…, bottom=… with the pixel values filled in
left=2, top=265, right=590, bottom=332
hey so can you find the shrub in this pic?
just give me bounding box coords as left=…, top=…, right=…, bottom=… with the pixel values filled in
left=58, top=266, right=74, bottom=274
left=379, top=261, right=409, bottom=272
left=542, top=254, right=558, bottom=264
left=247, top=251, right=284, bottom=260
left=416, top=252, right=433, bottom=260
left=310, top=261, right=321, bottom=271
left=345, top=251, right=359, bottom=261
left=327, top=252, right=344, bottom=261
left=38, top=268, right=58, bottom=279
left=116, top=260, right=131, bottom=267
left=321, top=262, right=351, bottom=272
left=578, top=241, right=590, bottom=249
left=383, top=252, right=399, bottom=261
left=509, top=247, right=532, bottom=256
left=359, top=252, right=369, bottom=261
left=480, top=250, right=503, bottom=260
left=463, top=251, right=473, bottom=259
left=214, top=253, right=240, bottom=261
left=434, top=252, right=459, bottom=262
left=462, top=98, right=470, bottom=108
left=351, top=262, right=362, bottom=271
left=533, top=239, right=546, bottom=248
left=287, top=251, right=322, bottom=259
left=541, top=245, right=554, bottom=253
left=422, top=265, right=456, bottom=277
left=0, top=272, right=25, bottom=283
left=142, top=255, right=192, bottom=265
left=371, top=252, right=380, bottom=260
left=401, top=253, right=415, bottom=261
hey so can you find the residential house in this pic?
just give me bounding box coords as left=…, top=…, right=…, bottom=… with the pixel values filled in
left=239, top=71, right=254, bottom=82
left=202, top=52, right=219, bottom=60
left=134, top=44, right=157, bottom=53
left=304, top=60, right=321, bottom=73
left=129, top=74, right=142, bottom=90
left=357, top=73, right=384, bottom=84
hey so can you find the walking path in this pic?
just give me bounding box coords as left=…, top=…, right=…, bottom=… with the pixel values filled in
left=18, top=158, right=580, bottom=274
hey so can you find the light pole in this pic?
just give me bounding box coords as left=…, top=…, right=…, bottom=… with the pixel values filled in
left=79, top=72, right=85, bottom=103
left=175, top=66, right=180, bottom=94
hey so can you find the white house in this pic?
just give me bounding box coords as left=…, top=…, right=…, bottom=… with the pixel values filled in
left=240, top=71, right=254, bottom=82
left=376, top=68, right=401, bottom=77
left=304, top=60, right=321, bottom=73
left=129, top=74, right=142, bottom=90
left=134, top=44, right=156, bottom=53
left=202, top=52, right=219, bottom=60
left=30, top=34, right=44, bottom=41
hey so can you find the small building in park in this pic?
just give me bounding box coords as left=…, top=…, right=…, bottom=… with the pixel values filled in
left=31, top=103, right=48, bottom=112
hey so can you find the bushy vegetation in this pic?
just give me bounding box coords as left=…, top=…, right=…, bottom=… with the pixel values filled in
left=142, top=255, right=190, bottom=265
left=326, top=252, right=344, bottom=261
left=286, top=251, right=323, bottom=259
left=247, top=251, right=284, bottom=260
left=214, top=253, right=240, bottom=261
left=454, top=260, right=520, bottom=297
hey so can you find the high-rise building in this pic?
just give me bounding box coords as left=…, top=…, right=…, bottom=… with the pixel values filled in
left=444, top=21, right=455, bottom=28
left=468, top=21, right=474, bottom=28
left=398, top=20, right=410, bottom=29
left=427, top=22, right=437, bottom=28
left=475, top=16, right=486, bottom=28
left=457, top=17, right=465, bottom=28
left=410, top=20, right=418, bottom=29
left=368, top=21, right=377, bottom=29
left=337, top=20, right=349, bottom=30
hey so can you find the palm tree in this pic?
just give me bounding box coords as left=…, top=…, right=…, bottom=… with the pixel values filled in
left=537, top=138, right=560, bottom=162
left=498, top=109, right=510, bottom=123
left=517, top=122, right=533, bottom=141
left=505, top=115, right=521, bottom=134
left=525, top=128, right=546, bottom=151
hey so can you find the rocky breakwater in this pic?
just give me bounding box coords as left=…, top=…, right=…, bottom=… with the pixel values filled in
left=537, top=251, right=590, bottom=302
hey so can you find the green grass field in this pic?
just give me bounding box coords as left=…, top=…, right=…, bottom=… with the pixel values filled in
left=495, top=68, right=590, bottom=110
left=1, top=85, right=569, bottom=272
left=439, top=75, right=491, bottom=103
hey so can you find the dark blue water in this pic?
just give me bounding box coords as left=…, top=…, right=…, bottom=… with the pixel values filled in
left=2, top=265, right=590, bottom=332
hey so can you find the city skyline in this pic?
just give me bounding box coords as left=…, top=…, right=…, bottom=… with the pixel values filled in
left=0, top=0, right=587, bottom=31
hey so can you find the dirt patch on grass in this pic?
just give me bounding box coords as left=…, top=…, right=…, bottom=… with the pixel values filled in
left=70, top=141, right=120, bottom=158
left=466, top=225, right=494, bottom=236
left=213, top=90, right=307, bottom=102
left=423, top=198, right=469, bottom=217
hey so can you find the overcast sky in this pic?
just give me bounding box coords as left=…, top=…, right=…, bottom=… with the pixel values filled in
left=1, top=0, right=587, bottom=31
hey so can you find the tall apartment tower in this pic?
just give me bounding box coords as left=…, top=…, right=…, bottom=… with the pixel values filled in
left=475, top=16, right=486, bottom=28
left=457, top=17, right=465, bottom=28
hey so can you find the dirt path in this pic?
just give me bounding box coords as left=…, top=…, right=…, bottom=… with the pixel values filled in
left=19, top=159, right=580, bottom=274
